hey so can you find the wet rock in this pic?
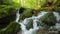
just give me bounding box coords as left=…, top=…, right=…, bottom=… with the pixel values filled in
left=48, top=26, right=58, bottom=34
left=48, top=31, right=58, bottom=34
left=39, top=12, right=56, bottom=26
left=25, top=18, right=33, bottom=30
left=36, top=29, right=48, bottom=34
left=36, top=29, right=58, bottom=34
left=19, top=9, right=32, bottom=20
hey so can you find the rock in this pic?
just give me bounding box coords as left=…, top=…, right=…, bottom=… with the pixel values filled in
left=19, top=8, right=40, bottom=20
left=19, top=7, right=26, bottom=14
left=0, top=22, right=20, bottom=34
left=39, top=12, right=56, bottom=26
left=17, top=30, right=22, bottom=34
left=32, top=10, right=39, bottom=16
left=19, top=18, right=33, bottom=30
left=0, top=5, right=16, bottom=18
left=36, top=29, right=48, bottom=34
left=0, top=14, right=16, bottom=29
left=19, top=9, right=32, bottom=20
left=0, top=6, right=17, bottom=29
left=25, top=18, right=33, bottom=30
left=36, top=29, right=58, bottom=34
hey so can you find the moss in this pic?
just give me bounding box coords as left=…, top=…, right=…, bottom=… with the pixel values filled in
left=0, top=22, right=20, bottom=34
left=40, top=12, right=56, bottom=26
left=19, top=9, right=33, bottom=20
left=19, top=8, right=42, bottom=21
left=0, top=5, right=16, bottom=18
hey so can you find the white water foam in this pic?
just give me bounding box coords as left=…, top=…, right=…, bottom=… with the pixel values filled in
left=16, top=9, right=20, bottom=22
left=19, top=12, right=47, bottom=34
left=16, top=11, right=60, bottom=34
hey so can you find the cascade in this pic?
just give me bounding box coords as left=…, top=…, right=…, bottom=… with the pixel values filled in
left=16, top=9, right=20, bottom=22
left=16, top=11, right=60, bottom=34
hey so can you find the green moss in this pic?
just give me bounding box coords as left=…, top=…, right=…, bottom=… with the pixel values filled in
left=0, top=22, right=20, bottom=34
left=0, top=5, right=16, bottom=18
left=19, top=8, right=41, bottom=20
left=19, top=9, right=32, bottom=20
left=40, top=12, right=56, bottom=26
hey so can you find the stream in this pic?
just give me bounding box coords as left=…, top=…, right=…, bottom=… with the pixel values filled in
left=16, top=11, right=60, bottom=34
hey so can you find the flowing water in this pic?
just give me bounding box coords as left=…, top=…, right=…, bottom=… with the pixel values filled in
left=16, top=11, right=60, bottom=34
left=53, top=12, right=60, bottom=31
left=16, top=9, right=20, bottom=22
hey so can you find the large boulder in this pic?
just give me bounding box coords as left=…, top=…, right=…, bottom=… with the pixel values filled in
left=0, top=5, right=17, bottom=28
left=39, top=12, right=56, bottom=27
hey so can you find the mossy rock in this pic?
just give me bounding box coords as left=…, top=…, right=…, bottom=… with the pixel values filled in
left=25, top=18, right=33, bottom=30
left=40, top=12, right=56, bottom=26
left=0, top=22, right=20, bottom=34
left=0, top=5, right=16, bottom=18
left=19, top=8, right=40, bottom=21
left=19, top=9, right=33, bottom=20
left=0, top=5, right=17, bottom=28
left=0, top=14, right=16, bottom=29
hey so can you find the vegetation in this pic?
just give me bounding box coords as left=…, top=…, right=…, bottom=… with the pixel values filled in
left=0, top=5, right=16, bottom=18
left=0, top=0, right=60, bottom=34
left=0, top=22, right=20, bottom=34
left=19, top=9, right=33, bottom=20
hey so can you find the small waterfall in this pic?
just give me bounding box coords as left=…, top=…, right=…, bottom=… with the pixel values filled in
left=16, top=9, right=20, bottom=22
left=15, top=10, right=60, bottom=34
left=19, top=12, right=47, bottom=34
